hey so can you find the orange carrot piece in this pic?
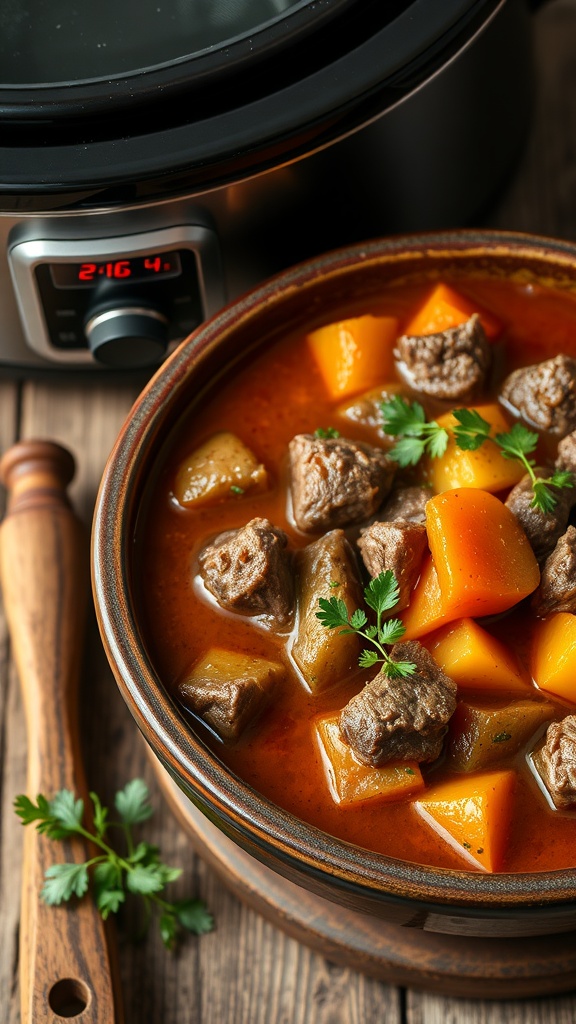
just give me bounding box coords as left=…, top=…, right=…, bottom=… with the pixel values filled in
left=404, top=282, right=501, bottom=340
left=428, top=618, right=530, bottom=693
left=314, top=713, right=424, bottom=807
left=401, top=555, right=456, bottom=641
left=426, top=404, right=525, bottom=494
left=307, top=314, right=398, bottom=399
left=426, top=489, right=540, bottom=619
left=532, top=612, right=576, bottom=704
left=415, top=769, right=516, bottom=872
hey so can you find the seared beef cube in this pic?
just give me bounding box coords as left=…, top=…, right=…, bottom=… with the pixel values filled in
left=536, top=715, right=576, bottom=809
left=339, top=641, right=457, bottom=767
left=336, top=385, right=401, bottom=443
left=198, top=517, right=294, bottom=629
left=180, top=648, right=284, bottom=742
left=505, top=473, right=572, bottom=564
left=394, top=315, right=490, bottom=401
left=532, top=526, right=576, bottom=616
left=289, top=433, right=395, bottom=533
left=556, top=429, right=576, bottom=474
left=500, top=354, right=576, bottom=437
left=357, top=520, right=427, bottom=611
left=292, top=530, right=363, bottom=693
left=379, top=484, right=431, bottom=524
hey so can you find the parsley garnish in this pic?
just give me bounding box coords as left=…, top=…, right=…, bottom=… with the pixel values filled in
left=230, top=485, right=244, bottom=494
left=381, top=395, right=449, bottom=467
left=316, top=569, right=416, bottom=678
left=315, top=427, right=340, bottom=439
left=14, top=780, right=213, bottom=950
left=382, top=398, right=574, bottom=513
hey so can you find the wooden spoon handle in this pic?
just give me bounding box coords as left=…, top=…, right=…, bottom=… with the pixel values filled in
left=0, top=440, right=122, bottom=1024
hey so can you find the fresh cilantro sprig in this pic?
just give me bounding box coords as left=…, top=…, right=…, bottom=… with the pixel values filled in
left=381, top=395, right=449, bottom=467
left=382, top=398, right=574, bottom=514
left=314, top=426, right=340, bottom=439
left=316, top=569, right=415, bottom=677
left=14, top=779, right=213, bottom=950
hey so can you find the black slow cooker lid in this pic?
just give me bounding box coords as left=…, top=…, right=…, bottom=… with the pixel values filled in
left=0, top=0, right=502, bottom=202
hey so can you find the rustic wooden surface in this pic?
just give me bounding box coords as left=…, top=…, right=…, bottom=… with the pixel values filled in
left=2, top=1, right=576, bottom=1020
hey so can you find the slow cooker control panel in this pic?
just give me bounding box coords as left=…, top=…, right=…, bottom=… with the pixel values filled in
left=8, top=225, right=224, bottom=369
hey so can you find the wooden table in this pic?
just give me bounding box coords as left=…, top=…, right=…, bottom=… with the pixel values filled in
left=2, top=2, right=576, bottom=1021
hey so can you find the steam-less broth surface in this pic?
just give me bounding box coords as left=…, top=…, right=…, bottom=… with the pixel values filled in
left=137, top=274, right=576, bottom=873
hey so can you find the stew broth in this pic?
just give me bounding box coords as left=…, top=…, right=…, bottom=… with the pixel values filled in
left=137, top=274, right=576, bottom=873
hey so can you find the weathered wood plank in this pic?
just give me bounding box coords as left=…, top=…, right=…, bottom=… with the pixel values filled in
left=0, top=379, right=24, bottom=1024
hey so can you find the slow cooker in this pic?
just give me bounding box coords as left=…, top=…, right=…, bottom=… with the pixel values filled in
left=0, top=0, right=536, bottom=373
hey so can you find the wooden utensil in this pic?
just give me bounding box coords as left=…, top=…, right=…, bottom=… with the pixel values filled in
left=0, top=440, right=122, bottom=1023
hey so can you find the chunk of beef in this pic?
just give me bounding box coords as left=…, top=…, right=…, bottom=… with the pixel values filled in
left=532, top=526, right=576, bottom=616
left=556, top=429, right=576, bottom=475
left=500, top=354, right=576, bottom=437
left=537, top=715, right=576, bottom=808
left=198, top=517, right=294, bottom=629
left=394, top=314, right=490, bottom=401
left=379, top=484, right=431, bottom=524
left=505, top=473, right=572, bottom=564
left=179, top=648, right=284, bottom=742
left=289, top=433, right=395, bottom=533
left=336, top=385, right=401, bottom=444
left=357, top=521, right=427, bottom=611
left=339, top=641, right=457, bottom=767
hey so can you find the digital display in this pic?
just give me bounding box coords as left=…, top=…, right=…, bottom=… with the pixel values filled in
left=50, top=251, right=182, bottom=288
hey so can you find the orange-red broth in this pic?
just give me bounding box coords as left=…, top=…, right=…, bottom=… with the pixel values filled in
left=136, top=276, right=576, bottom=873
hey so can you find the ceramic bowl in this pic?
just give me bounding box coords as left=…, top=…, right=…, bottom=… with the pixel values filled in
left=92, top=230, right=576, bottom=940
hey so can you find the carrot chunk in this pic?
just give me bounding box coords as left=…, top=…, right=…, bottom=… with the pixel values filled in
left=401, top=555, right=455, bottom=641
left=428, top=618, right=530, bottom=693
left=415, top=770, right=516, bottom=872
left=306, top=314, right=398, bottom=399
left=314, top=713, right=424, bottom=807
left=532, top=612, right=576, bottom=704
left=426, top=489, right=540, bottom=618
left=426, top=404, right=525, bottom=494
left=403, top=282, right=501, bottom=340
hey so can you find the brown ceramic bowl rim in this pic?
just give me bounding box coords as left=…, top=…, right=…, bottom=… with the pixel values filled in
left=93, top=228, right=576, bottom=916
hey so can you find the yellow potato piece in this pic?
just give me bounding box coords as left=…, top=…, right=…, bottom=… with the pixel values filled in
left=314, top=713, right=424, bottom=807
left=446, top=698, right=554, bottom=771
left=174, top=431, right=268, bottom=507
left=425, top=404, right=525, bottom=494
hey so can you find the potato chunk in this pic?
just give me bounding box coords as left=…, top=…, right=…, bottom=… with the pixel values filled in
left=446, top=698, right=554, bottom=772
left=314, top=713, right=424, bottom=807
left=173, top=432, right=268, bottom=507
left=179, top=648, right=284, bottom=742
left=292, top=530, right=363, bottom=693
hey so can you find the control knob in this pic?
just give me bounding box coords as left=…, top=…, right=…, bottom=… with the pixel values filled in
left=84, top=302, right=169, bottom=368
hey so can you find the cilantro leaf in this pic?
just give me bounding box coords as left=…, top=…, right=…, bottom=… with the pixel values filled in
left=316, top=571, right=415, bottom=678
left=451, top=408, right=492, bottom=450
left=42, top=862, right=89, bottom=905
left=14, top=780, right=213, bottom=950
left=317, top=596, right=352, bottom=631
left=315, top=426, right=340, bottom=439
left=495, top=423, right=538, bottom=461
left=381, top=396, right=448, bottom=466
left=49, top=790, right=85, bottom=833
left=114, top=779, right=153, bottom=825
left=175, top=898, right=215, bottom=936
left=364, top=570, right=400, bottom=617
